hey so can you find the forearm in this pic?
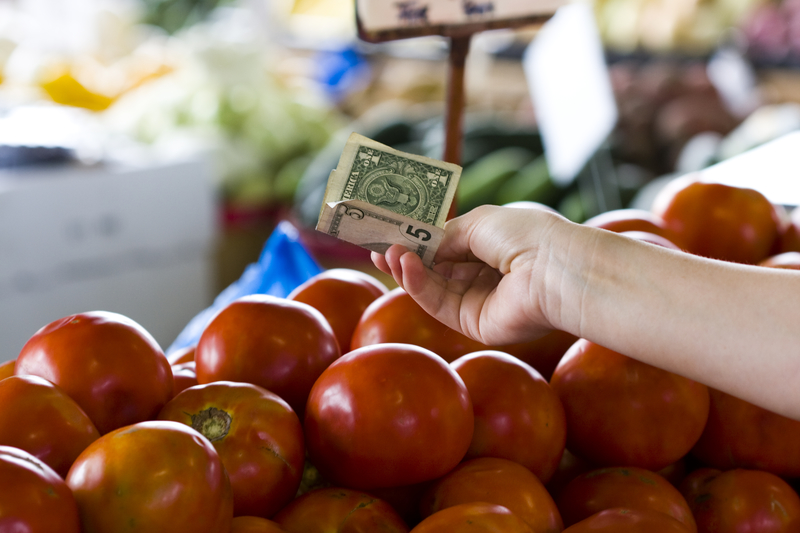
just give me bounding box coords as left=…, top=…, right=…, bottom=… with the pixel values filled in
left=544, top=220, right=800, bottom=418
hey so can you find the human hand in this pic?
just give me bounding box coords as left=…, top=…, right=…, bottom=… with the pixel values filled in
left=372, top=205, right=571, bottom=346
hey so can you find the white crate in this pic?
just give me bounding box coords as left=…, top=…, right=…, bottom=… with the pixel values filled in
left=0, top=156, right=218, bottom=361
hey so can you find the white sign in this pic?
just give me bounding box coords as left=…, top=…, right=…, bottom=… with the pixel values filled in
left=701, top=131, right=800, bottom=207
left=524, top=3, right=617, bottom=185
left=357, top=0, right=566, bottom=33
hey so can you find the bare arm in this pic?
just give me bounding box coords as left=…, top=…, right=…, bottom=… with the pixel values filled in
left=373, top=205, right=800, bottom=420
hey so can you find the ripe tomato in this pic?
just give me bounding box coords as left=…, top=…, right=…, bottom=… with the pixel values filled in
left=15, top=311, right=173, bottom=435
left=351, top=288, right=490, bottom=362
left=230, top=516, right=287, bottom=533
left=618, top=230, right=682, bottom=250
left=779, top=207, right=800, bottom=253
left=679, top=469, right=800, bottom=532
left=66, top=420, right=233, bottom=533
left=556, top=467, right=695, bottom=531
left=167, top=345, right=196, bottom=365
left=158, top=381, right=305, bottom=518
left=584, top=209, right=683, bottom=248
left=651, top=175, right=781, bottom=264
left=305, top=343, right=473, bottom=490
left=550, top=339, right=709, bottom=471
left=545, top=449, right=593, bottom=503
left=419, top=457, right=563, bottom=533
left=563, top=508, right=691, bottom=533
left=0, top=359, right=14, bottom=381
left=759, top=251, right=800, bottom=270
left=0, top=445, right=81, bottom=533
left=171, top=361, right=198, bottom=397
left=411, top=502, right=534, bottom=533
left=273, top=487, right=409, bottom=533
left=195, top=295, right=340, bottom=417
left=0, top=375, right=99, bottom=478
left=499, top=330, right=578, bottom=382
left=690, top=388, right=800, bottom=477
left=451, top=351, right=566, bottom=484
left=288, top=268, right=388, bottom=353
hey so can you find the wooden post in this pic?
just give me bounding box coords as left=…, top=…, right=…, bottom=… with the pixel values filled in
left=444, top=35, right=471, bottom=220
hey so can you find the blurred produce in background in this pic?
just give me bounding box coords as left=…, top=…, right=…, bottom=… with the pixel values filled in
left=2, top=0, right=800, bottom=274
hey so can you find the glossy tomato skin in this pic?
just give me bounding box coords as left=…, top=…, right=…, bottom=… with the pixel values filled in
left=619, top=230, right=682, bottom=250
left=651, top=175, right=781, bottom=264
left=351, top=288, right=490, bottom=362
left=305, top=343, right=474, bottom=490
left=15, top=311, right=173, bottom=435
left=690, top=388, right=800, bottom=477
left=680, top=469, right=800, bottom=532
left=584, top=209, right=683, bottom=249
left=0, top=445, right=81, bottom=533
left=419, top=457, right=563, bottom=533
left=0, top=359, right=14, bottom=381
left=451, top=351, right=566, bottom=484
left=498, top=330, right=579, bottom=382
left=759, top=251, right=800, bottom=270
left=167, top=345, right=196, bottom=365
left=550, top=339, right=710, bottom=471
left=171, top=361, right=198, bottom=397
left=273, top=487, right=409, bottom=533
left=158, top=381, right=305, bottom=518
left=66, top=420, right=233, bottom=533
left=411, top=503, right=534, bottom=533
left=779, top=208, right=800, bottom=253
left=0, top=375, right=100, bottom=478
left=195, top=295, right=340, bottom=417
left=563, top=508, right=691, bottom=533
left=288, top=268, right=388, bottom=353
left=230, top=516, right=287, bottom=533
left=556, top=467, right=696, bottom=531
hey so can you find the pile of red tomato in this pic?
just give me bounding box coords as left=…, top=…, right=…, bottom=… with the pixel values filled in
left=3, top=174, right=800, bottom=533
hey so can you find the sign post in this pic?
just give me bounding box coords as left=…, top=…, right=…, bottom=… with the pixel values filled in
left=355, top=0, right=567, bottom=219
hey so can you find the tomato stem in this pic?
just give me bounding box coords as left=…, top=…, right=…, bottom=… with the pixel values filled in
left=190, top=407, right=231, bottom=442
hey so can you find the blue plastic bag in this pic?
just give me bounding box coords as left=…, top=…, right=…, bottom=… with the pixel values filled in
left=167, top=220, right=323, bottom=355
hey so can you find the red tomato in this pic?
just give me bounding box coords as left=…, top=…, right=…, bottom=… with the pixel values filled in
left=584, top=209, right=683, bottom=248
left=651, top=175, right=781, bottom=264
left=167, top=345, right=196, bottom=365
left=563, top=508, right=691, bottom=533
left=0, top=445, right=81, bottom=533
left=451, top=351, right=566, bottom=484
left=556, top=467, right=695, bottom=531
left=0, top=359, right=14, bottom=381
left=274, top=487, right=409, bottom=533
left=545, top=449, right=593, bottom=503
left=66, top=420, right=233, bottom=533
left=759, top=251, right=800, bottom=270
left=779, top=208, right=800, bottom=253
left=691, top=388, right=800, bottom=477
left=619, top=230, right=682, bottom=250
left=680, top=469, right=800, bottom=532
left=550, top=339, right=710, bottom=471
left=0, top=375, right=99, bottom=478
left=230, top=516, right=287, bottom=533
left=171, top=361, right=198, bottom=397
left=195, top=295, right=340, bottom=417
left=419, top=457, right=563, bottom=533
left=499, top=330, right=579, bottom=382
left=288, top=268, right=388, bottom=353
left=158, top=381, right=305, bottom=518
left=351, top=288, right=490, bottom=362
left=305, top=343, right=473, bottom=490
left=15, top=311, right=173, bottom=435
left=411, top=502, right=534, bottom=533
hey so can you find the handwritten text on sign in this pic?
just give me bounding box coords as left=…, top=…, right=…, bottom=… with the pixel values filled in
left=356, top=0, right=566, bottom=32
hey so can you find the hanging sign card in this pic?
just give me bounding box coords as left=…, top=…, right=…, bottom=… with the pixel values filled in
left=356, top=0, right=567, bottom=41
